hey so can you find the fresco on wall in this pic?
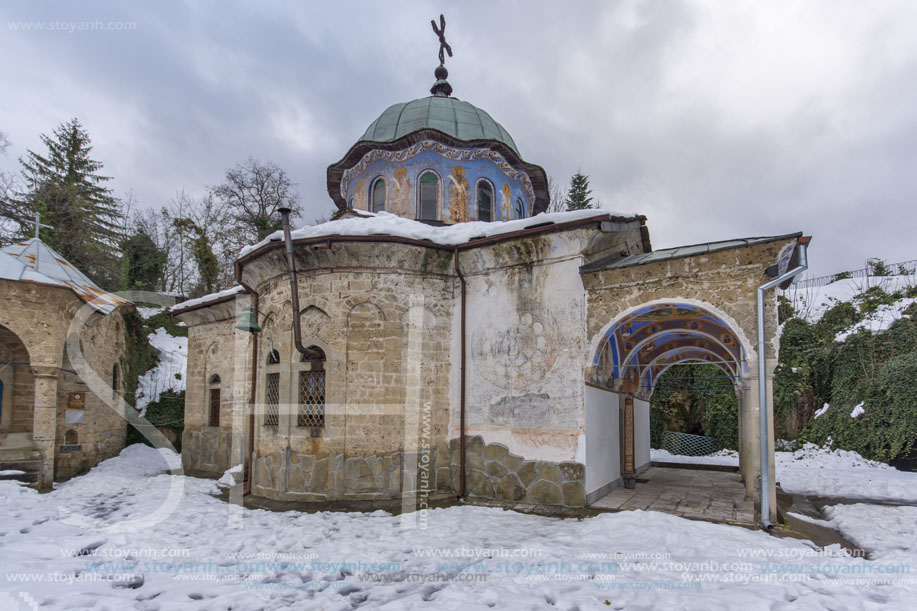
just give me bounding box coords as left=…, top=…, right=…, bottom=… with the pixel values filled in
left=391, top=166, right=412, bottom=217
left=447, top=165, right=470, bottom=223
left=340, top=141, right=533, bottom=222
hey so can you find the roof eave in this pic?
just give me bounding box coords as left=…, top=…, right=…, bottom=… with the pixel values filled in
left=326, top=129, right=550, bottom=214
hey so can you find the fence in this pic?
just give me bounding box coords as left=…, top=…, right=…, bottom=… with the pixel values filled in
left=791, top=259, right=917, bottom=290
left=661, top=430, right=717, bottom=457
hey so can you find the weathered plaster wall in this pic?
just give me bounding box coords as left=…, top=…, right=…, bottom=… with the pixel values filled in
left=459, top=229, right=604, bottom=464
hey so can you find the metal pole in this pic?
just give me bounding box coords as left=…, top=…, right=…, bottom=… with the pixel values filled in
left=756, top=243, right=808, bottom=529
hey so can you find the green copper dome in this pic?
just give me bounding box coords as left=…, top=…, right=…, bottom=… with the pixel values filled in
left=359, top=96, right=520, bottom=155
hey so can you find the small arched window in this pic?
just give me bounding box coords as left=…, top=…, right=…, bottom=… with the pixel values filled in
left=264, top=349, right=281, bottom=426
left=372, top=178, right=386, bottom=213
left=476, top=180, right=494, bottom=222
left=298, top=346, right=326, bottom=428
left=418, top=172, right=439, bottom=220
left=112, top=363, right=120, bottom=400
left=208, top=374, right=221, bottom=428
left=65, top=429, right=79, bottom=445
left=348, top=196, right=355, bottom=209
left=514, top=197, right=526, bottom=219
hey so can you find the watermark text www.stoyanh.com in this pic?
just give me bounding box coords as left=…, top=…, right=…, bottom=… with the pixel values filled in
left=8, top=20, right=137, bottom=33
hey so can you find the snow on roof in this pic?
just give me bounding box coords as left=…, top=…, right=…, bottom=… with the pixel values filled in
left=0, top=238, right=130, bottom=314
left=170, top=285, right=245, bottom=313
left=239, top=209, right=633, bottom=258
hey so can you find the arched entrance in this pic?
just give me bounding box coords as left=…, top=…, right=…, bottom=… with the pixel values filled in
left=0, top=324, right=34, bottom=441
left=583, top=302, right=760, bottom=523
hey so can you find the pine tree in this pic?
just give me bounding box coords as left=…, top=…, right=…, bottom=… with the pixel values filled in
left=120, top=230, right=166, bottom=292
left=564, top=170, right=594, bottom=211
left=15, top=118, right=124, bottom=286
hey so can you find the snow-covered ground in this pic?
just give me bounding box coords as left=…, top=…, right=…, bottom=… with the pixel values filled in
left=653, top=444, right=917, bottom=504
left=1, top=445, right=915, bottom=610
left=134, top=328, right=188, bottom=414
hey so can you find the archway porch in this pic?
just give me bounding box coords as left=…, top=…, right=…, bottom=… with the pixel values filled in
left=579, top=234, right=805, bottom=524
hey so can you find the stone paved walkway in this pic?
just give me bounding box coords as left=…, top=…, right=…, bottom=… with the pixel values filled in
left=591, top=466, right=755, bottom=526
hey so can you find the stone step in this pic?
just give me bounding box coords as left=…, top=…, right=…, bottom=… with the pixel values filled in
left=0, top=449, right=41, bottom=462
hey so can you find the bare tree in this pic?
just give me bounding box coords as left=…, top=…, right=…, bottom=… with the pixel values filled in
left=0, top=130, right=23, bottom=243
left=210, top=158, right=301, bottom=249
left=545, top=175, right=567, bottom=213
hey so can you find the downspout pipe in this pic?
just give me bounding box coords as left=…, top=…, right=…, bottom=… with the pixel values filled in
left=756, top=242, right=808, bottom=530
left=278, top=207, right=323, bottom=361
left=453, top=247, right=467, bottom=499
left=231, top=271, right=259, bottom=496
left=244, top=290, right=258, bottom=496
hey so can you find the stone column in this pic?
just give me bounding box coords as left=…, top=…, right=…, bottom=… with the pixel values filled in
left=31, top=365, right=59, bottom=491
left=739, top=362, right=778, bottom=521
left=738, top=374, right=759, bottom=501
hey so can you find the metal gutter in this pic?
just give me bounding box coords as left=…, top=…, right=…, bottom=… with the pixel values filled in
left=277, top=207, right=323, bottom=361
left=756, top=239, right=809, bottom=529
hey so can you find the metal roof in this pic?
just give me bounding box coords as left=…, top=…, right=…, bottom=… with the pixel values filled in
left=580, top=233, right=803, bottom=274
left=359, top=96, right=519, bottom=155
left=0, top=238, right=131, bottom=314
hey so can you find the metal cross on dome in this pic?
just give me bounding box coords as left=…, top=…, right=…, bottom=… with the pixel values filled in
left=431, top=14, right=452, bottom=66
left=25, top=211, right=53, bottom=240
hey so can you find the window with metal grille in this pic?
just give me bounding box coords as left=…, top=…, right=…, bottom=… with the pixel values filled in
left=298, top=346, right=325, bottom=428
left=208, top=374, right=221, bottom=427
left=477, top=180, right=493, bottom=221
left=372, top=178, right=386, bottom=213
left=264, top=372, right=280, bottom=426
left=514, top=197, right=525, bottom=219
left=418, top=172, right=439, bottom=220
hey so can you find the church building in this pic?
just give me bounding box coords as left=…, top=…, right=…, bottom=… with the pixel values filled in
left=173, top=20, right=808, bottom=523
left=0, top=237, right=132, bottom=489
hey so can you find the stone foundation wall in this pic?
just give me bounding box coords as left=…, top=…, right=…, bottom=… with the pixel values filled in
left=248, top=435, right=586, bottom=508
left=182, top=428, right=240, bottom=476
left=460, top=436, right=585, bottom=507
left=251, top=447, right=448, bottom=501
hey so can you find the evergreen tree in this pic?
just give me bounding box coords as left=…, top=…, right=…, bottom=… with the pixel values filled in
left=120, top=230, right=166, bottom=292
left=564, top=170, right=594, bottom=211
left=13, top=118, right=123, bottom=286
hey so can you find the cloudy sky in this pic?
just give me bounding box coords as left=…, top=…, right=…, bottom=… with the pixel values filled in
left=1, top=0, right=916, bottom=277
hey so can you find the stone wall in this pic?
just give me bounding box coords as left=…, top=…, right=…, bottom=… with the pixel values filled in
left=460, top=436, right=585, bottom=507
left=178, top=296, right=251, bottom=477
left=186, top=219, right=643, bottom=506
left=582, top=238, right=798, bottom=366
left=244, top=240, right=455, bottom=500
left=0, top=278, right=129, bottom=484
left=54, top=303, right=129, bottom=479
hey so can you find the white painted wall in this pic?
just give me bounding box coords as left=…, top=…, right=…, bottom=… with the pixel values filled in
left=634, top=397, right=651, bottom=472
left=585, top=384, right=620, bottom=496
left=458, top=231, right=594, bottom=462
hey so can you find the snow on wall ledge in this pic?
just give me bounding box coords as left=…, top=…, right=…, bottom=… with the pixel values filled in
left=238, top=209, right=636, bottom=257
